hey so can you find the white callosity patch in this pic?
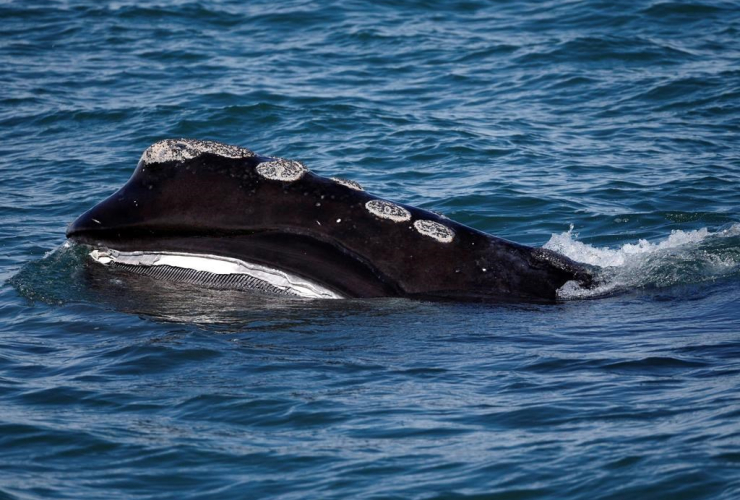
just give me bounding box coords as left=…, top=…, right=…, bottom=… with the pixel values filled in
left=256, top=158, right=307, bottom=182
left=331, top=177, right=364, bottom=191
left=413, top=219, right=455, bottom=243
left=139, top=138, right=255, bottom=165
left=89, top=249, right=342, bottom=299
left=365, top=200, right=411, bottom=222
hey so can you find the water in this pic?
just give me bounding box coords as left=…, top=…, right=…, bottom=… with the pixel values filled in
left=2, top=0, right=740, bottom=498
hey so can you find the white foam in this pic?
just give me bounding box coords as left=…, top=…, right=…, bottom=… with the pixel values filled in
left=545, top=223, right=740, bottom=298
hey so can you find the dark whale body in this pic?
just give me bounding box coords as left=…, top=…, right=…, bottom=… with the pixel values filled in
left=67, top=139, right=593, bottom=302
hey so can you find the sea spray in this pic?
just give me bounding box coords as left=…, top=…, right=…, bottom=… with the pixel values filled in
left=547, top=224, right=740, bottom=298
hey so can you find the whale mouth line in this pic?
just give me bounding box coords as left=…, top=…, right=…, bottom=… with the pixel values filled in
left=88, top=248, right=344, bottom=300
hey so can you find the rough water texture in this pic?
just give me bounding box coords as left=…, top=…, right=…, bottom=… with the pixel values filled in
left=2, top=1, right=740, bottom=499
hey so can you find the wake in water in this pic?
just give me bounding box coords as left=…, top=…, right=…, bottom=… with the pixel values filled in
left=546, top=224, right=740, bottom=299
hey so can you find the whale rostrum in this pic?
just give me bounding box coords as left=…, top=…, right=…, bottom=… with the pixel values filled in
left=66, top=138, right=594, bottom=302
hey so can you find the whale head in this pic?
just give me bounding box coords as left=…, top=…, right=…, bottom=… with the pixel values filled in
left=67, top=139, right=594, bottom=302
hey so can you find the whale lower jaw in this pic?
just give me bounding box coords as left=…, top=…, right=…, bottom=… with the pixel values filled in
left=88, top=248, right=344, bottom=300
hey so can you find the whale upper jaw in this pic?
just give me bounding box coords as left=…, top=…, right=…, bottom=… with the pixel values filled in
left=66, top=226, right=401, bottom=300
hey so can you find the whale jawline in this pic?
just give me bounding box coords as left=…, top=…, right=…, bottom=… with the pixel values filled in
left=87, top=247, right=344, bottom=300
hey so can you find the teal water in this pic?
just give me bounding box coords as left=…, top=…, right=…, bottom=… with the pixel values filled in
left=2, top=1, right=740, bottom=498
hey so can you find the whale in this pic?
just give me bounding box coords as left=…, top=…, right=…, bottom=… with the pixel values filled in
left=66, top=138, right=594, bottom=302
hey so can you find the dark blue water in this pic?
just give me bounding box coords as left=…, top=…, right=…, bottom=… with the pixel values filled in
left=3, top=1, right=740, bottom=498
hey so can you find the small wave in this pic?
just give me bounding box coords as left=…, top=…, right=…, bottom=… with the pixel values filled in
left=546, top=224, right=740, bottom=299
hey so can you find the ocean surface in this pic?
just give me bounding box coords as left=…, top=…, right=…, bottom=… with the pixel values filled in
left=2, top=0, right=740, bottom=498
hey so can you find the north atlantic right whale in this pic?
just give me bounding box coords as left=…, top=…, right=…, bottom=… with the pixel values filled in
left=66, top=139, right=594, bottom=303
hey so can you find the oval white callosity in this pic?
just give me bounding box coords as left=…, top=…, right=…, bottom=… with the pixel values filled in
left=139, top=138, right=255, bottom=165
left=413, top=219, right=455, bottom=243
left=331, top=177, right=364, bottom=191
left=365, top=200, right=411, bottom=222
left=256, top=158, right=307, bottom=182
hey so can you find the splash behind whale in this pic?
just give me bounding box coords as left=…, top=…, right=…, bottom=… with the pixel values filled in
left=66, top=139, right=593, bottom=302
